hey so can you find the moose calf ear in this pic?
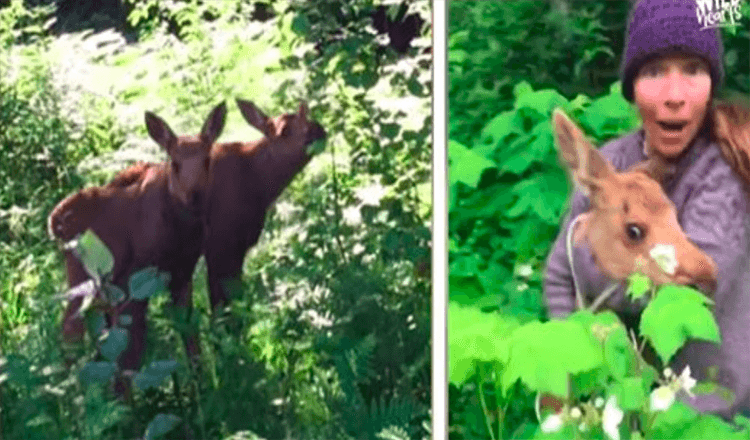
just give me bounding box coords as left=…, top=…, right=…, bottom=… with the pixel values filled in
left=552, top=109, right=580, bottom=170
left=237, top=99, right=270, bottom=135
left=552, top=108, right=612, bottom=197
left=145, top=112, right=177, bottom=153
left=298, top=102, right=309, bottom=119
left=201, top=101, right=227, bottom=146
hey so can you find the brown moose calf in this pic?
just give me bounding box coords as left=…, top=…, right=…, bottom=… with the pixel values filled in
left=48, top=102, right=227, bottom=394
left=202, top=99, right=327, bottom=309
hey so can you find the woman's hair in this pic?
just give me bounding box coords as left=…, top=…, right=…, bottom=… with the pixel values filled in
left=710, top=100, right=750, bottom=185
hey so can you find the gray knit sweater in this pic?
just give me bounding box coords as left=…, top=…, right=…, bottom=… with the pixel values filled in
left=544, top=129, right=750, bottom=418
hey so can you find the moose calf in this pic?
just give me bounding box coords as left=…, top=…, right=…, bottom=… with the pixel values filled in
left=201, top=99, right=327, bottom=310
left=48, top=103, right=226, bottom=396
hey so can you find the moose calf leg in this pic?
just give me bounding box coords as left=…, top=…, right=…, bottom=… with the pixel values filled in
left=61, top=253, right=92, bottom=365
left=170, top=280, right=202, bottom=371
left=205, top=244, right=247, bottom=312
left=113, top=299, right=148, bottom=398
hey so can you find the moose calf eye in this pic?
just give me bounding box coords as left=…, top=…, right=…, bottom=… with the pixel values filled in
left=625, top=223, right=644, bottom=242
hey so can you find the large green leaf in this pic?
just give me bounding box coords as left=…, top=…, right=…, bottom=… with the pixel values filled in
left=76, top=230, right=114, bottom=279
left=640, top=285, right=720, bottom=365
left=448, top=302, right=520, bottom=385
left=449, top=140, right=496, bottom=188
left=501, top=318, right=603, bottom=396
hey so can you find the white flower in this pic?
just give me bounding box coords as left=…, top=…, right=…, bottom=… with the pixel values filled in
left=602, top=396, right=624, bottom=440
left=579, top=422, right=588, bottom=432
left=650, top=385, right=676, bottom=412
left=352, top=243, right=366, bottom=255
left=274, top=201, right=299, bottom=221
left=676, top=365, right=697, bottom=398
left=541, top=413, right=564, bottom=434
left=663, top=367, right=674, bottom=380
left=355, top=183, right=387, bottom=207
left=342, top=206, right=362, bottom=226
left=649, top=244, right=678, bottom=276
left=516, top=263, right=533, bottom=278
left=594, top=397, right=605, bottom=408
left=570, top=407, right=582, bottom=419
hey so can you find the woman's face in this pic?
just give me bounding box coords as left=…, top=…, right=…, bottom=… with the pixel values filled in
left=633, top=53, right=712, bottom=159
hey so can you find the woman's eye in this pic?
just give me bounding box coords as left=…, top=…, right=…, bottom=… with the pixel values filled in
left=172, top=162, right=180, bottom=174
left=626, top=223, right=645, bottom=242
left=685, top=62, right=706, bottom=76
left=642, top=65, right=660, bottom=77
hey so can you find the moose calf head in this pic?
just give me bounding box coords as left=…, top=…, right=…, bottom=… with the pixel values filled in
left=234, top=99, right=327, bottom=203
left=145, top=102, right=227, bottom=211
left=552, top=108, right=717, bottom=290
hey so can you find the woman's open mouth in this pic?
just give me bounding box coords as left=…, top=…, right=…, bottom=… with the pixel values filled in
left=657, top=121, right=688, bottom=132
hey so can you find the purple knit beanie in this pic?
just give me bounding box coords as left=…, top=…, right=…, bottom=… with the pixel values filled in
left=621, top=0, right=724, bottom=102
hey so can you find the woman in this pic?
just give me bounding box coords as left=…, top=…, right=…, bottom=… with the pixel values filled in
left=544, top=0, right=750, bottom=418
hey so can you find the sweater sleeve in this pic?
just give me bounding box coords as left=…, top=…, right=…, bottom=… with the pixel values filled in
left=679, top=161, right=749, bottom=306
left=675, top=158, right=750, bottom=403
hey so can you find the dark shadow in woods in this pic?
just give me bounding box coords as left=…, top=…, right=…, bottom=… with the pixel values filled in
left=11, top=0, right=277, bottom=45
left=19, top=0, right=137, bottom=43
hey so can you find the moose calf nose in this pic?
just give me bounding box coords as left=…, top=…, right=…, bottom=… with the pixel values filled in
left=307, top=124, right=327, bottom=144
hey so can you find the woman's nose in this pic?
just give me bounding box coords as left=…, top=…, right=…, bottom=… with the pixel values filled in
left=664, top=70, right=687, bottom=107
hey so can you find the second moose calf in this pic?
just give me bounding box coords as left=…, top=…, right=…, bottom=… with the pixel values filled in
left=200, top=99, right=327, bottom=310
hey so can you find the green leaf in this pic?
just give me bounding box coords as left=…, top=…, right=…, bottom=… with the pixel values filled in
left=133, top=360, right=179, bottom=391
left=513, top=81, right=533, bottom=100
left=603, top=326, right=632, bottom=380
left=380, top=123, right=401, bottom=140
left=506, top=172, right=569, bottom=224
left=501, top=318, right=603, bottom=396
left=514, top=88, right=569, bottom=116
left=477, top=110, right=518, bottom=148
left=611, top=376, right=647, bottom=410
left=129, top=267, right=169, bottom=301
left=640, top=285, right=720, bottom=365
left=79, top=361, right=117, bottom=386
left=104, top=284, right=127, bottom=303
left=76, top=230, right=114, bottom=279
left=291, top=14, right=311, bottom=35
left=448, top=140, right=496, bottom=188
left=144, top=413, right=181, bottom=440
left=100, top=328, right=129, bottom=362
left=651, top=401, right=749, bottom=439
left=627, top=273, right=652, bottom=300
left=448, top=302, right=520, bottom=385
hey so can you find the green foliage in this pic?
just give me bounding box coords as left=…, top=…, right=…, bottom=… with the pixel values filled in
left=449, top=279, right=748, bottom=440
left=129, top=267, right=170, bottom=301
left=449, top=1, right=630, bottom=147
left=450, top=80, right=640, bottom=323
left=0, top=0, right=53, bottom=48
left=640, top=285, right=721, bottom=365
left=144, top=413, right=181, bottom=440
left=2, top=0, right=430, bottom=439
left=74, top=230, right=115, bottom=281
left=123, top=0, right=249, bottom=41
